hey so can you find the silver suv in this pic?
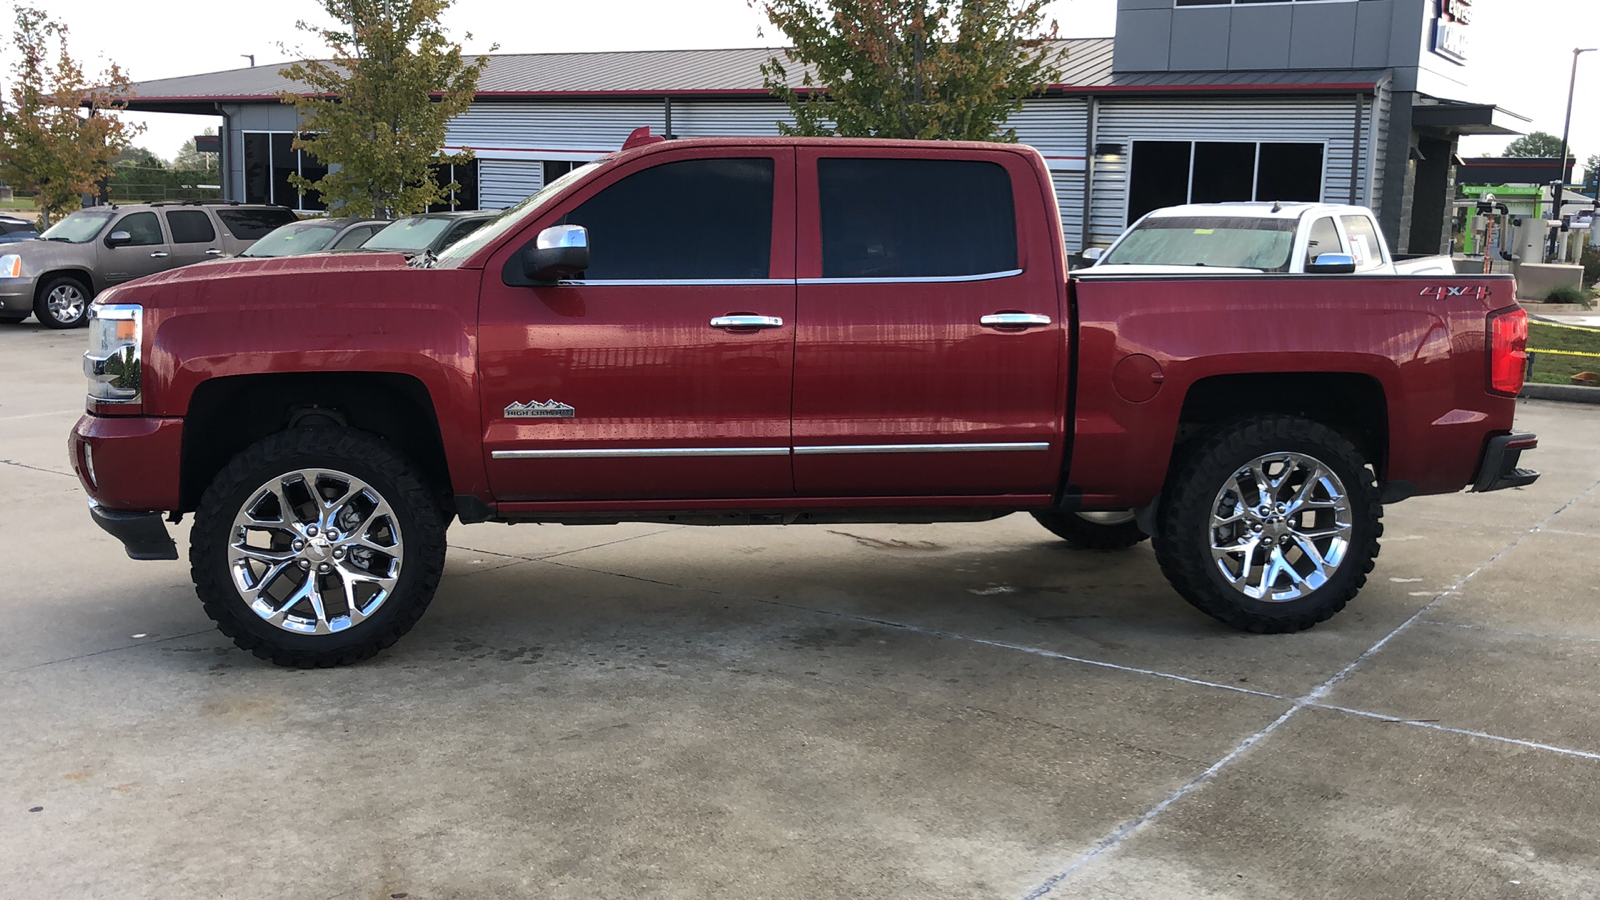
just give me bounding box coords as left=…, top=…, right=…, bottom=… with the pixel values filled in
left=0, top=202, right=297, bottom=328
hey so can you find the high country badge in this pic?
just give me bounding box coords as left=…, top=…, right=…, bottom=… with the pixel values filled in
left=505, top=400, right=575, bottom=419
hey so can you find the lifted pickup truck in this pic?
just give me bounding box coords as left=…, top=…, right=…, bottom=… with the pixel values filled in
left=71, top=137, right=1539, bottom=667
left=1084, top=202, right=1455, bottom=276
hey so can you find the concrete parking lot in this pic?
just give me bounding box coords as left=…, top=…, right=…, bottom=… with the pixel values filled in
left=3, top=319, right=1598, bottom=899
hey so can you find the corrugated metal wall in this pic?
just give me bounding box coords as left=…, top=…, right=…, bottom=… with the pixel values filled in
left=1088, top=96, right=1367, bottom=246
left=1371, top=82, right=1392, bottom=214
left=480, top=159, right=543, bottom=209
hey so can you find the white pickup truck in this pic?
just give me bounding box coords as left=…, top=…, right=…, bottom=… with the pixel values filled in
left=1082, top=202, right=1455, bottom=276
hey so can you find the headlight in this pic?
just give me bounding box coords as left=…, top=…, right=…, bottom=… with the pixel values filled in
left=84, top=303, right=142, bottom=404
left=0, top=254, right=19, bottom=278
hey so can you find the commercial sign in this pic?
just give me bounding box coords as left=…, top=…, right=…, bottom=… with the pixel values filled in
left=1434, top=0, right=1471, bottom=65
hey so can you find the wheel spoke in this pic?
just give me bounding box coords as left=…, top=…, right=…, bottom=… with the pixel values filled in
left=232, top=542, right=297, bottom=565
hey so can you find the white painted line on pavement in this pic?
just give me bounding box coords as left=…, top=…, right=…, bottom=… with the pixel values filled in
left=1312, top=703, right=1600, bottom=761
left=0, top=408, right=79, bottom=421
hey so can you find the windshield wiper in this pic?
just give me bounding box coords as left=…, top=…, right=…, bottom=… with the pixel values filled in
left=43, top=237, right=72, bottom=242
left=408, top=248, right=437, bottom=269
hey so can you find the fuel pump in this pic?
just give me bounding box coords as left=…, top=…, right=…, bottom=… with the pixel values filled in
left=1474, top=195, right=1513, bottom=274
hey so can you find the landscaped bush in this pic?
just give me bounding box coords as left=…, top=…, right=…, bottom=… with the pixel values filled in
left=1544, top=283, right=1591, bottom=306
left=1583, top=243, right=1600, bottom=288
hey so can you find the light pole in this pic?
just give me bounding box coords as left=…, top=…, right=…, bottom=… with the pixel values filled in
left=1552, top=47, right=1597, bottom=234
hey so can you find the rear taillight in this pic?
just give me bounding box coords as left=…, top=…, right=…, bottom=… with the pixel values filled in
left=1488, top=307, right=1528, bottom=396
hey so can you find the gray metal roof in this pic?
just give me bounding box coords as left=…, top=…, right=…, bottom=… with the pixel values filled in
left=119, top=38, right=1392, bottom=113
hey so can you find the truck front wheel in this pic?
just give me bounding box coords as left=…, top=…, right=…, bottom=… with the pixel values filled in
left=1153, top=416, right=1381, bottom=633
left=1031, top=510, right=1149, bottom=550
left=190, top=427, right=447, bottom=667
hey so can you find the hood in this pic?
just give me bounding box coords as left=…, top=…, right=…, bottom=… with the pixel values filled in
left=135, top=251, right=411, bottom=287
left=0, top=237, right=92, bottom=270
left=1076, top=264, right=1265, bottom=276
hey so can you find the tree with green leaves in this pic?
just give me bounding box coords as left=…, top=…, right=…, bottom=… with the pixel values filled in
left=172, top=127, right=219, bottom=172
left=754, top=0, right=1064, bottom=142
left=0, top=6, right=142, bottom=226
left=1502, top=131, right=1565, bottom=158
left=1583, top=153, right=1599, bottom=192
left=278, top=0, right=492, bottom=217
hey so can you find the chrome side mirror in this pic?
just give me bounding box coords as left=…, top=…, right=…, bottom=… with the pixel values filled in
left=522, top=224, right=589, bottom=282
left=1307, top=253, right=1356, bottom=274
left=1080, top=247, right=1105, bottom=264
left=105, top=231, right=132, bottom=248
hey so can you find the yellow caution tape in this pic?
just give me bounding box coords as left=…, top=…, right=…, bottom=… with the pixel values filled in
left=1528, top=347, right=1600, bottom=359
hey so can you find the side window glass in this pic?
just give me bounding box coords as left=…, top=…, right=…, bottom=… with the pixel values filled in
left=562, top=157, right=774, bottom=280
left=1304, top=217, right=1343, bottom=267
left=1340, top=215, right=1384, bottom=270
left=114, top=212, right=164, bottom=246
left=818, top=158, right=1016, bottom=279
left=332, top=226, right=376, bottom=249
left=165, top=210, right=217, bottom=244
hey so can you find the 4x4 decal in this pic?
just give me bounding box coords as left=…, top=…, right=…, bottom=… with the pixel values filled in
left=1420, top=285, right=1493, bottom=301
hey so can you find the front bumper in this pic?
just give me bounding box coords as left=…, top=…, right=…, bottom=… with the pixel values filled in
left=0, top=277, right=35, bottom=312
left=88, top=500, right=177, bottom=560
left=1472, top=433, right=1540, bottom=493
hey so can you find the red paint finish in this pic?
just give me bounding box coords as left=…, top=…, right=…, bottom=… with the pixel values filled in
left=477, top=144, right=797, bottom=501
left=1069, top=273, right=1519, bottom=506
left=790, top=144, right=1069, bottom=496
left=70, top=414, right=183, bottom=509
left=71, top=136, right=1527, bottom=530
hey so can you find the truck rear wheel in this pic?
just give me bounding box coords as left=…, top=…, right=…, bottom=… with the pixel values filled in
left=1153, top=416, right=1381, bottom=633
left=1031, top=510, right=1149, bottom=550
left=190, top=427, right=447, bottom=667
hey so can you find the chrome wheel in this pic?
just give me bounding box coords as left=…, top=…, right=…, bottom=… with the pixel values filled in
left=46, top=283, right=86, bottom=324
left=227, top=468, right=403, bottom=635
left=1208, top=452, right=1353, bottom=602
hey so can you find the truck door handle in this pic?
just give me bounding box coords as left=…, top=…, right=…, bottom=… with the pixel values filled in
left=980, top=313, right=1051, bottom=328
left=149, top=251, right=169, bottom=259
left=205, top=249, right=224, bottom=256
left=710, top=315, right=784, bottom=330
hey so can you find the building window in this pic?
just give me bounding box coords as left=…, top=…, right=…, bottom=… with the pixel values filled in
left=242, top=131, right=326, bottom=211
left=1127, top=140, right=1325, bottom=224
left=427, top=159, right=480, bottom=212
left=543, top=160, right=581, bottom=184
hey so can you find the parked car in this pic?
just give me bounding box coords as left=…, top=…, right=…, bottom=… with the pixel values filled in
left=240, top=217, right=391, bottom=258
left=354, top=211, right=494, bottom=259
left=73, top=137, right=1537, bottom=667
left=0, top=214, right=38, bottom=243
left=0, top=201, right=297, bottom=328
left=1082, top=202, right=1456, bottom=276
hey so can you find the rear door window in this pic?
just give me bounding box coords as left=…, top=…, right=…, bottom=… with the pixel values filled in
left=165, top=210, right=217, bottom=244
left=331, top=225, right=381, bottom=250
left=1339, top=215, right=1385, bottom=270
left=817, top=158, right=1016, bottom=279
left=1304, top=216, right=1343, bottom=267
left=217, top=208, right=299, bottom=241
left=561, top=157, right=775, bottom=280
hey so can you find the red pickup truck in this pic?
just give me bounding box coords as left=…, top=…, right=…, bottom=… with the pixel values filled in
left=70, top=136, right=1539, bottom=667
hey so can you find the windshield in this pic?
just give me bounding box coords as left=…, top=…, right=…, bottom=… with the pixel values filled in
left=434, top=162, right=601, bottom=266
left=1100, top=216, right=1297, bottom=272
left=39, top=210, right=114, bottom=244
left=241, top=223, right=341, bottom=257
left=363, top=216, right=457, bottom=252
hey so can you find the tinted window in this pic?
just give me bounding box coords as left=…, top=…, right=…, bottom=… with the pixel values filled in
left=562, top=157, right=774, bottom=280
left=1340, top=215, right=1384, bottom=270
left=115, top=212, right=164, bottom=246
left=244, top=133, right=271, bottom=205
left=818, top=158, right=1015, bottom=278
left=331, top=225, right=380, bottom=250
left=166, top=210, right=217, bottom=244
left=217, top=208, right=299, bottom=240
left=1305, top=217, right=1343, bottom=266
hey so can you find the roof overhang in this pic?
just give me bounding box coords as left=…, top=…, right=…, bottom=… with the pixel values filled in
left=1412, top=102, right=1528, bottom=136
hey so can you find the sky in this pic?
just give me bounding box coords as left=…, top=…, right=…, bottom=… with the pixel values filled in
left=23, top=0, right=1600, bottom=170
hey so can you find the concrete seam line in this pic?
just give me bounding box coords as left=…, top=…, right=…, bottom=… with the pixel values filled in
left=1311, top=703, right=1600, bottom=761
left=0, top=458, right=75, bottom=478
left=1019, top=475, right=1600, bottom=899
left=1419, top=618, right=1600, bottom=645
left=3, top=629, right=217, bottom=675
left=0, top=408, right=80, bottom=421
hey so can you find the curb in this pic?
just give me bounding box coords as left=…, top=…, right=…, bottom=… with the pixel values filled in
left=1520, top=383, right=1600, bottom=404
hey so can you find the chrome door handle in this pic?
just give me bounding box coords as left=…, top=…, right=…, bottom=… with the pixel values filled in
left=205, top=249, right=224, bottom=256
left=710, top=315, right=784, bottom=329
left=149, top=251, right=169, bottom=259
left=980, top=313, right=1051, bottom=327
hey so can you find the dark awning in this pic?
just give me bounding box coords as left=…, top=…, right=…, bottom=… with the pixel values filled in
left=1456, top=157, right=1575, bottom=185
left=1412, top=102, right=1527, bottom=136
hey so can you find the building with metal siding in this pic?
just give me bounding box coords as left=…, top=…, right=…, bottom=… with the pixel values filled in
left=118, top=1, right=1518, bottom=255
